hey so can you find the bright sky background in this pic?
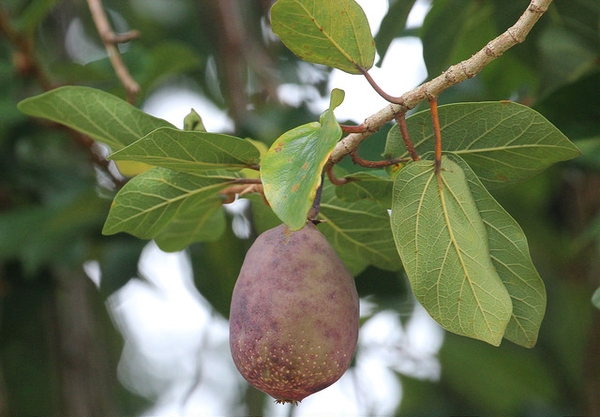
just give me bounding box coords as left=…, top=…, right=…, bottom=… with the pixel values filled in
left=93, top=1, right=446, bottom=416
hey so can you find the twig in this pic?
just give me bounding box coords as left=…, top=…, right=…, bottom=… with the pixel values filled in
left=326, top=165, right=350, bottom=186
left=395, top=113, right=419, bottom=161
left=307, top=175, right=325, bottom=223
left=351, top=150, right=410, bottom=169
left=0, top=5, right=128, bottom=188
left=327, top=0, right=552, bottom=167
left=357, top=66, right=403, bottom=105
left=87, top=0, right=140, bottom=103
left=220, top=179, right=264, bottom=204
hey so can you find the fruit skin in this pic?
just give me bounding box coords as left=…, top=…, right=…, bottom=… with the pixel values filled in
left=229, top=222, right=359, bottom=404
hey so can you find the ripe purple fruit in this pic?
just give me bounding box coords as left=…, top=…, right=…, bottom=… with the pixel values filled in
left=229, top=222, right=359, bottom=404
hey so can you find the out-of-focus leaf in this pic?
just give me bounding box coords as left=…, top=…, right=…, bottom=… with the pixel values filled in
left=385, top=101, right=581, bottom=189
left=17, top=86, right=174, bottom=151
left=261, top=89, right=344, bottom=230
left=139, top=42, right=203, bottom=90
left=245, top=194, right=283, bottom=235
left=109, top=127, right=260, bottom=172
left=98, top=237, right=147, bottom=298
left=440, top=334, right=559, bottom=415
left=538, top=26, right=599, bottom=96
left=14, top=0, right=59, bottom=33
left=391, top=157, right=512, bottom=345
left=534, top=72, right=600, bottom=141
left=421, top=0, right=487, bottom=79
left=189, top=215, right=254, bottom=319
left=271, top=0, right=375, bottom=73
left=374, top=0, right=416, bottom=66
left=0, top=190, right=107, bottom=274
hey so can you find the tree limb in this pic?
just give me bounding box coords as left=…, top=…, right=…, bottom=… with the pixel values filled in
left=327, top=0, right=552, bottom=167
left=87, top=0, right=140, bottom=103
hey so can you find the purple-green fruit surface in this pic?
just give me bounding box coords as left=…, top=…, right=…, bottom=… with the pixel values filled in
left=229, top=222, right=359, bottom=404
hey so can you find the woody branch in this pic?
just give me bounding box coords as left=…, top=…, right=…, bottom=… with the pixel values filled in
left=327, top=0, right=552, bottom=168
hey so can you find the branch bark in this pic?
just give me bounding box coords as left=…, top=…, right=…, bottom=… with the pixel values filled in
left=327, top=0, right=552, bottom=167
left=87, top=0, right=140, bottom=104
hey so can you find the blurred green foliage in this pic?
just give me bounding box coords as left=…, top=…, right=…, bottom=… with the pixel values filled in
left=0, top=0, right=599, bottom=415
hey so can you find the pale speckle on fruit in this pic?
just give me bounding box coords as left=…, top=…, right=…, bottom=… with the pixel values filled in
left=229, top=222, right=359, bottom=404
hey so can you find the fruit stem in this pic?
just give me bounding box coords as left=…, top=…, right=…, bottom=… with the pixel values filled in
left=307, top=174, right=325, bottom=224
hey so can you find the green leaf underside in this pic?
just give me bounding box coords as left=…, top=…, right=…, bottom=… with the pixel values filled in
left=17, top=86, right=174, bottom=151
left=271, top=0, right=375, bottom=74
left=103, top=167, right=234, bottom=247
left=448, top=154, right=546, bottom=347
left=153, top=202, right=225, bottom=252
left=261, top=92, right=343, bottom=230
left=386, top=102, right=581, bottom=189
left=334, top=171, right=393, bottom=208
left=108, top=127, right=260, bottom=172
left=391, top=157, right=512, bottom=346
left=319, top=181, right=401, bottom=274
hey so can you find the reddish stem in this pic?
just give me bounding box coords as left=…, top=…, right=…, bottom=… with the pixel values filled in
left=357, top=66, right=404, bottom=105
left=351, top=150, right=410, bottom=169
left=429, top=98, right=443, bottom=174
left=326, top=165, right=350, bottom=186
left=395, top=113, right=419, bottom=162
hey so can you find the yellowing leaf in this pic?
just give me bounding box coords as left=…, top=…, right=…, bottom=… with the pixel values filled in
left=261, top=90, right=344, bottom=230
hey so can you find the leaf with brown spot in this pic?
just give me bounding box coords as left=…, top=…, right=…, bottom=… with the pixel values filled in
left=261, top=89, right=345, bottom=230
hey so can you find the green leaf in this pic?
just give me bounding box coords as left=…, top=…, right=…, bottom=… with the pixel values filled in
left=261, top=90, right=344, bottom=230
left=319, top=180, right=401, bottom=274
left=374, top=0, right=417, bottom=66
left=385, top=101, right=581, bottom=189
left=140, top=42, right=203, bottom=93
left=449, top=154, right=546, bottom=347
left=17, top=86, right=174, bottom=151
left=103, top=167, right=234, bottom=248
left=271, top=0, right=375, bottom=74
left=391, top=156, right=512, bottom=345
left=184, top=109, right=207, bottom=132
left=0, top=190, right=107, bottom=274
left=334, top=171, right=393, bottom=208
left=14, top=0, right=60, bottom=33
left=421, top=0, right=493, bottom=81
left=153, top=201, right=225, bottom=252
left=108, top=127, right=260, bottom=172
